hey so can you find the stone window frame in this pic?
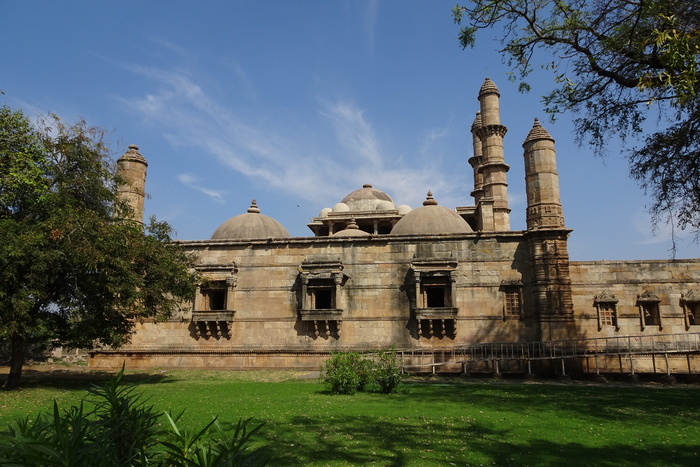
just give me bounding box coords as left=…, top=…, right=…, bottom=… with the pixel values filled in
left=298, top=256, right=346, bottom=338
left=409, top=258, right=459, bottom=338
left=681, top=289, right=700, bottom=330
left=637, top=290, right=662, bottom=331
left=192, top=263, right=237, bottom=339
left=500, top=280, right=523, bottom=321
left=594, top=291, right=619, bottom=331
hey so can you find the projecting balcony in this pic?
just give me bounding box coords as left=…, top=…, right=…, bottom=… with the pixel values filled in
left=415, top=307, right=458, bottom=321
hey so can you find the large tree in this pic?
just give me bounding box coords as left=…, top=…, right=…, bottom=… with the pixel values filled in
left=453, top=0, right=700, bottom=241
left=0, top=106, right=197, bottom=389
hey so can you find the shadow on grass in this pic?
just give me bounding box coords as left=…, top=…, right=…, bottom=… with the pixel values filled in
left=396, top=381, right=700, bottom=425
left=251, top=412, right=698, bottom=466
left=0, top=368, right=174, bottom=391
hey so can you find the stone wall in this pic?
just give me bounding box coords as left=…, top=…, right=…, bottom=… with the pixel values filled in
left=569, top=259, right=700, bottom=339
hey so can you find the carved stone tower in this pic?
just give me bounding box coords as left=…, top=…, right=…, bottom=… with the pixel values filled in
left=522, top=119, right=574, bottom=341
left=468, top=112, right=485, bottom=229
left=472, top=78, right=510, bottom=231
left=116, top=144, right=148, bottom=223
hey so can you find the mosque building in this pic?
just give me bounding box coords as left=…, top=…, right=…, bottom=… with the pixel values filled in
left=90, top=79, right=700, bottom=375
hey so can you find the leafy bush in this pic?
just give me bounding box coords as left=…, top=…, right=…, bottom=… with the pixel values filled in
left=322, top=348, right=403, bottom=395
left=0, top=367, right=269, bottom=466
left=373, top=347, right=403, bottom=394
left=322, top=352, right=365, bottom=395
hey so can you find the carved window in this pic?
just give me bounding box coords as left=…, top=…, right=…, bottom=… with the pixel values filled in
left=299, top=257, right=345, bottom=339
left=642, top=303, right=659, bottom=326
left=201, top=282, right=227, bottom=311
left=637, top=291, right=662, bottom=331
left=502, top=286, right=522, bottom=318
left=681, top=290, right=700, bottom=330
left=307, top=279, right=336, bottom=310
left=599, top=305, right=616, bottom=326
left=192, top=264, right=237, bottom=339
left=594, top=291, right=619, bottom=331
left=409, top=259, right=458, bottom=339
left=421, top=279, right=452, bottom=309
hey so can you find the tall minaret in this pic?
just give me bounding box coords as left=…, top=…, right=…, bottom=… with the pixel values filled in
left=468, top=112, right=485, bottom=211
left=523, top=118, right=565, bottom=230
left=116, top=144, right=148, bottom=223
left=522, top=119, right=574, bottom=341
left=474, top=78, right=510, bottom=231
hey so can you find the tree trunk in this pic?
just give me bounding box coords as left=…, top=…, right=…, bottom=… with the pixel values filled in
left=3, top=334, right=25, bottom=390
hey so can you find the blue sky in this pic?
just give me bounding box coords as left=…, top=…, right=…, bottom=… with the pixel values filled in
left=2, top=1, right=697, bottom=260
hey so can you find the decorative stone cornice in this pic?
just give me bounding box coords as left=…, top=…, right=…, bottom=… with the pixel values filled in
left=474, top=123, right=508, bottom=139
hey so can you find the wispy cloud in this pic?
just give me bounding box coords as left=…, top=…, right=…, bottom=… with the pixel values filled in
left=177, top=174, right=226, bottom=203
left=631, top=208, right=692, bottom=248
left=363, top=0, right=379, bottom=55
left=116, top=62, right=463, bottom=211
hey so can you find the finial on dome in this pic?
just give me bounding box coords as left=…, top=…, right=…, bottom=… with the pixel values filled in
left=423, top=191, right=438, bottom=206
left=247, top=199, right=261, bottom=213
left=347, top=218, right=360, bottom=230
left=363, top=183, right=373, bottom=188
left=128, top=144, right=139, bottom=151
left=524, top=117, right=554, bottom=145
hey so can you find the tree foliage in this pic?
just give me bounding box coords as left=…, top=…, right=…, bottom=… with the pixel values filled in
left=0, top=106, right=197, bottom=389
left=453, top=0, right=700, bottom=239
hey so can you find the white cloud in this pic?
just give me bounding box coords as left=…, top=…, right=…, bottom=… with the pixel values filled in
left=117, top=63, right=463, bottom=211
left=177, top=173, right=226, bottom=203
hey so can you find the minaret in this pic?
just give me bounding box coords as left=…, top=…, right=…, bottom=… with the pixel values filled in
left=522, top=119, right=574, bottom=341
left=468, top=112, right=485, bottom=212
left=473, top=78, right=510, bottom=231
left=523, top=118, right=565, bottom=230
left=116, top=144, right=148, bottom=223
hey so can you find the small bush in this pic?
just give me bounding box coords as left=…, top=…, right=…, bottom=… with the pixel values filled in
left=322, top=352, right=365, bottom=394
left=0, top=367, right=269, bottom=466
left=322, top=348, right=403, bottom=395
left=373, top=347, right=403, bottom=394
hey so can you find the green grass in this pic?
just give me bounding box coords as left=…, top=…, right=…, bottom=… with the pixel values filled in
left=2, top=369, right=700, bottom=466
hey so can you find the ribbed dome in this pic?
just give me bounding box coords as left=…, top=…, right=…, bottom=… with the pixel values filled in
left=341, top=184, right=395, bottom=211
left=390, top=192, right=472, bottom=235
left=211, top=200, right=291, bottom=240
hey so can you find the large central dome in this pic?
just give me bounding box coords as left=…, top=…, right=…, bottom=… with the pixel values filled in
left=340, top=184, right=395, bottom=211
left=390, top=192, right=472, bottom=235
left=211, top=200, right=290, bottom=240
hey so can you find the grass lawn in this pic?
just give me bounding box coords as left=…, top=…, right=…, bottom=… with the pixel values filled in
left=1, top=367, right=700, bottom=466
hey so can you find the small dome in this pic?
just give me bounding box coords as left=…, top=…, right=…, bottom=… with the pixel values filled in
left=319, top=207, right=332, bottom=218
left=397, top=204, right=412, bottom=215
left=376, top=200, right=394, bottom=211
left=390, top=192, right=472, bottom=235
left=333, top=202, right=350, bottom=212
left=334, top=219, right=371, bottom=237
left=341, top=184, right=395, bottom=211
left=211, top=200, right=291, bottom=240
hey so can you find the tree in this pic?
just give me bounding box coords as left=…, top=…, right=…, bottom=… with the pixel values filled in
left=453, top=0, right=700, bottom=241
left=0, top=106, right=197, bottom=389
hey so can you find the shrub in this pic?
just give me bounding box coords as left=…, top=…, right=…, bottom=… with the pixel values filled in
left=0, top=367, right=269, bottom=466
left=372, top=347, right=403, bottom=394
left=322, top=352, right=365, bottom=394
left=322, top=348, right=403, bottom=395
